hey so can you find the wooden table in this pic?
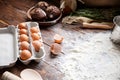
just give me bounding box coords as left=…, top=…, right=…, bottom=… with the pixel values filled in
left=1, top=0, right=120, bottom=80
left=0, top=0, right=64, bottom=79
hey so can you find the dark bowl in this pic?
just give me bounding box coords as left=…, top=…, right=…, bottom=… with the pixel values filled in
left=27, top=6, right=62, bottom=28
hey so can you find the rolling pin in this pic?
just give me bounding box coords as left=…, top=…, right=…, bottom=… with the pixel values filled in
left=82, top=22, right=114, bottom=29
left=62, top=16, right=114, bottom=29
left=1, top=71, right=23, bottom=80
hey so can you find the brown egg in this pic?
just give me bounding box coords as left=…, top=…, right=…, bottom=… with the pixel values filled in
left=30, top=27, right=39, bottom=33
left=18, top=23, right=27, bottom=29
left=19, top=34, right=29, bottom=42
left=20, top=50, right=32, bottom=60
left=32, top=40, right=42, bottom=52
left=20, top=41, right=29, bottom=50
left=19, top=29, right=28, bottom=35
left=31, top=33, right=40, bottom=41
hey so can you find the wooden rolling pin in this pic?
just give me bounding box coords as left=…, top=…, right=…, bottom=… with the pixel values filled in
left=62, top=16, right=114, bottom=29
left=1, top=71, right=23, bottom=80
left=79, top=17, right=114, bottom=29
left=82, top=22, right=114, bottom=29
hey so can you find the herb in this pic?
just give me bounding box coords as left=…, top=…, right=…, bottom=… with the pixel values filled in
left=71, top=8, right=120, bottom=21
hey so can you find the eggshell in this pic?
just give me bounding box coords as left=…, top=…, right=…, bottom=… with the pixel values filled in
left=20, top=41, right=30, bottom=50
left=50, top=43, right=61, bottom=55
left=32, top=40, right=42, bottom=52
left=19, top=29, right=27, bottom=34
left=20, top=50, right=32, bottom=60
left=30, top=27, right=39, bottom=33
left=18, top=23, right=27, bottom=29
left=54, top=34, right=64, bottom=44
left=19, top=34, right=29, bottom=42
left=31, top=33, right=40, bottom=41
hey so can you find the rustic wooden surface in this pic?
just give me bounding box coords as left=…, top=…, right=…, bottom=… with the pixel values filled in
left=0, top=0, right=64, bottom=80
left=1, top=0, right=120, bottom=80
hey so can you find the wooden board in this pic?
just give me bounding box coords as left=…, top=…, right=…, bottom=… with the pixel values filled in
left=1, top=0, right=120, bottom=80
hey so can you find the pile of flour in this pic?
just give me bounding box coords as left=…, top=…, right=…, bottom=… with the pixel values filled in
left=57, top=31, right=120, bottom=80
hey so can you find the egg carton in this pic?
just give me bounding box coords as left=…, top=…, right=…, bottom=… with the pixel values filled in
left=0, top=22, right=45, bottom=69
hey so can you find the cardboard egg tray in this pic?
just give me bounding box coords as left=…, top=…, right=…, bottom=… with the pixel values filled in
left=0, top=22, right=45, bottom=69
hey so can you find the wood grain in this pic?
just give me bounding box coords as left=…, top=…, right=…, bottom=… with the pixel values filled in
left=0, top=0, right=64, bottom=79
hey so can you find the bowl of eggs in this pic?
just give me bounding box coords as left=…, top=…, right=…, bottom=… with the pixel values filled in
left=27, top=1, right=62, bottom=27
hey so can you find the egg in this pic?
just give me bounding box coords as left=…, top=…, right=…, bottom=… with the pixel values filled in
left=19, top=34, right=29, bottom=42
left=30, top=27, right=39, bottom=33
left=32, top=40, right=42, bottom=52
left=18, top=23, right=27, bottom=29
left=19, top=29, right=28, bottom=34
left=31, top=33, right=40, bottom=41
left=20, top=50, right=32, bottom=60
left=20, top=41, right=29, bottom=50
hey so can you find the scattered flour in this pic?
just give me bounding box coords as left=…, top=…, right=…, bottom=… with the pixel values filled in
left=58, top=32, right=120, bottom=80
